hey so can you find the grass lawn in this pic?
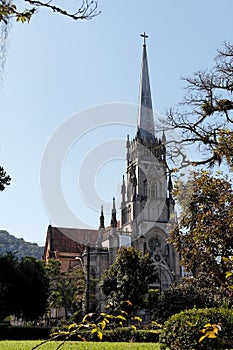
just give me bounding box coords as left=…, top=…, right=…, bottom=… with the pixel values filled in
left=0, top=341, right=162, bottom=350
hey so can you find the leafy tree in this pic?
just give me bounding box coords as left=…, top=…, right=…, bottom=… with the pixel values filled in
left=45, top=260, right=85, bottom=318
left=169, top=171, right=233, bottom=283
left=164, top=42, right=233, bottom=170
left=0, top=0, right=100, bottom=24
left=0, top=166, right=10, bottom=191
left=17, top=256, right=49, bottom=320
left=100, top=247, right=155, bottom=313
left=152, top=273, right=231, bottom=322
left=0, top=253, right=49, bottom=320
left=0, top=252, right=20, bottom=320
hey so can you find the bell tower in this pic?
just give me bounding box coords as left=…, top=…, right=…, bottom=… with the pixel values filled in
left=120, top=34, right=180, bottom=290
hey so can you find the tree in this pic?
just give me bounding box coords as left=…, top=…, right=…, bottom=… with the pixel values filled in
left=163, top=42, right=233, bottom=170
left=0, top=166, right=10, bottom=191
left=100, top=247, right=155, bottom=313
left=0, top=252, right=20, bottom=320
left=0, top=0, right=100, bottom=24
left=169, top=171, right=233, bottom=283
left=0, top=253, right=49, bottom=321
left=45, top=260, right=85, bottom=319
left=17, top=256, right=49, bottom=321
left=152, top=272, right=231, bottom=322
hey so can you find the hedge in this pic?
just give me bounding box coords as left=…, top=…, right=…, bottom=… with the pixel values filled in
left=51, top=326, right=160, bottom=343
left=159, top=307, right=233, bottom=350
left=0, top=326, right=160, bottom=343
left=0, top=326, right=51, bottom=340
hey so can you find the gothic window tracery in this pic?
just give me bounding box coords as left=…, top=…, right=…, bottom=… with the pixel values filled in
left=148, top=236, right=161, bottom=251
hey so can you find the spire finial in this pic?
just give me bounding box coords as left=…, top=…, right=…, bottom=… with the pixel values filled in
left=99, top=205, right=105, bottom=229
left=140, top=32, right=148, bottom=46
left=111, top=197, right=117, bottom=228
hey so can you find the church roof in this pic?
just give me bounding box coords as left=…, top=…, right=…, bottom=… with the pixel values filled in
left=44, top=226, right=99, bottom=256
left=137, top=34, right=155, bottom=140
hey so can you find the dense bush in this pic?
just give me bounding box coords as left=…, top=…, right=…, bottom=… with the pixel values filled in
left=0, top=326, right=51, bottom=340
left=51, top=326, right=160, bottom=343
left=152, top=273, right=231, bottom=322
left=88, top=327, right=160, bottom=342
left=159, top=307, right=233, bottom=350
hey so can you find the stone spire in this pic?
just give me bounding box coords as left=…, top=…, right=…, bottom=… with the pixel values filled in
left=137, top=33, right=155, bottom=140
left=110, top=197, right=117, bottom=228
left=121, top=175, right=126, bottom=207
left=99, top=205, right=105, bottom=229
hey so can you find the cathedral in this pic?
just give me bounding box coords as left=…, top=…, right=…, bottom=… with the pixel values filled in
left=43, top=35, right=181, bottom=312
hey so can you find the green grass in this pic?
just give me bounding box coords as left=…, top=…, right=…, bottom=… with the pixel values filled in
left=0, top=341, right=162, bottom=350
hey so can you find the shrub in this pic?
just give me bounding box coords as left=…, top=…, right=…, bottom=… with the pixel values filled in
left=50, top=327, right=160, bottom=343
left=0, top=326, right=51, bottom=340
left=159, top=307, right=233, bottom=350
left=153, top=273, right=231, bottom=322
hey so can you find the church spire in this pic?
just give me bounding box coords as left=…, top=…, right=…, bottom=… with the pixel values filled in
left=99, top=205, right=105, bottom=229
left=137, top=33, right=155, bottom=140
left=111, top=197, right=117, bottom=228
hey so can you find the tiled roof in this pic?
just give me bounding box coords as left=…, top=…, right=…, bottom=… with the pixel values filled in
left=45, top=226, right=99, bottom=255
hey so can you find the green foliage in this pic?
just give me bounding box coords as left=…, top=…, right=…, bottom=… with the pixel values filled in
left=45, top=260, right=85, bottom=318
left=170, top=171, right=233, bottom=281
left=159, top=307, right=233, bottom=350
left=35, top=309, right=139, bottom=348
left=152, top=273, right=231, bottom=322
left=0, top=253, right=49, bottom=321
left=144, top=289, right=159, bottom=314
left=35, top=307, right=160, bottom=349
left=0, top=326, right=51, bottom=340
left=100, top=247, right=155, bottom=312
left=17, top=256, right=49, bottom=320
left=0, top=230, right=44, bottom=260
left=0, top=166, right=10, bottom=191
left=225, top=257, right=233, bottom=289
left=0, top=252, right=20, bottom=320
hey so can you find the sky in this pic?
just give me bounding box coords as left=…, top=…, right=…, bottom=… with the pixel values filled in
left=0, top=0, right=232, bottom=246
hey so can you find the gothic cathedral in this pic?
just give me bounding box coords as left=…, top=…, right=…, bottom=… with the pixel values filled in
left=44, top=36, right=181, bottom=312
left=99, top=37, right=180, bottom=291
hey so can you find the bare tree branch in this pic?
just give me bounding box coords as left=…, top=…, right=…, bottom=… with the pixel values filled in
left=24, top=0, right=100, bottom=20
left=162, top=42, right=233, bottom=170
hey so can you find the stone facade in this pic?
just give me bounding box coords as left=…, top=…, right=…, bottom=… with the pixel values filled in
left=43, top=39, right=181, bottom=313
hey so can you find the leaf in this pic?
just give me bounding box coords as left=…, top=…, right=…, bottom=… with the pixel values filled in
left=98, top=320, right=106, bottom=330
left=82, top=313, right=95, bottom=323
left=68, top=323, right=77, bottom=330
left=133, top=316, right=142, bottom=322
left=116, top=315, right=126, bottom=321
left=77, top=334, right=86, bottom=342
left=151, top=321, right=163, bottom=328
left=199, top=334, right=208, bottom=342
left=203, top=323, right=212, bottom=328
left=131, top=325, right=136, bottom=331
left=97, top=330, right=103, bottom=340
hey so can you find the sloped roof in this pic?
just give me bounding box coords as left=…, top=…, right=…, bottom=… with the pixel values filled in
left=44, top=226, right=99, bottom=255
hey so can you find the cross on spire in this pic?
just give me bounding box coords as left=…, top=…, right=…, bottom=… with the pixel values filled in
left=140, top=32, right=148, bottom=46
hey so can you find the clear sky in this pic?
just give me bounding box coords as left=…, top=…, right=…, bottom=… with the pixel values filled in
left=0, top=0, right=232, bottom=246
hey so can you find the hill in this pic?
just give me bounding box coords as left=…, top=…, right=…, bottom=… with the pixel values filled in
left=0, top=230, right=44, bottom=260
